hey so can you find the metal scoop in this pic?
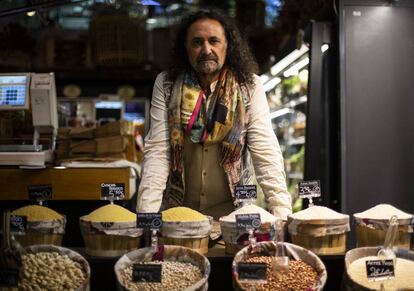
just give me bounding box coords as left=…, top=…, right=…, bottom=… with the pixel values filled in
left=377, top=215, right=398, bottom=262
left=272, top=219, right=289, bottom=274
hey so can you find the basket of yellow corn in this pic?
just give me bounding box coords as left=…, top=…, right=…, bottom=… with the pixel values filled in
left=79, top=204, right=142, bottom=257
left=160, top=207, right=212, bottom=255
left=11, top=204, right=66, bottom=247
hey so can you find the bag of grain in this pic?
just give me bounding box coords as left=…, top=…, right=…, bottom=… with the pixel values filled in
left=232, top=241, right=327, bottom=291
left=344, top=246, right=414, bottom=291
left=11, top=205, right=66, bottom=247
left=20, top=244, right=90, bottom=291
left=80, top=204, right=142, bottom=257
left=161, top=207, right=212, bottom=255
left=114, top=245, right=210, bottom=291
left=288, top=205, right=350, bottom=255
left=353, top=204, right=413, bottom=248
left=219, top=205, right=277, bottom=255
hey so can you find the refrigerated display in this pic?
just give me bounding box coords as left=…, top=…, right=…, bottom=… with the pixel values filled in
left=261, top=44, right=309, bottom=211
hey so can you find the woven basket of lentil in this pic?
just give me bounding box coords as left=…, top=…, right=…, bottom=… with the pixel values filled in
left=232, top=241, right=327, bottom=291
left=114, top=245, right=210, bottom=291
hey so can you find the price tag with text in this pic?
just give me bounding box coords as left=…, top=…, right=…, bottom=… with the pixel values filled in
left=365, top=259, right=395, bottom=281
left=298, top=180, right=321, bottom=198
left=10, top=215, right=27, bottom=235
left=238, top=263, right=267, bottom=281
left=235, top=185, right=257, bottom=200
left=137, top=213, right=162, bottom=229
left=28, top=184, right=52, bottom=200
left=100, top=183, right=125, bottom=200
left=236, top=213, right=261, bottom=231
left=0, top=268, right=19, bottom=287
left=132, top=264, right=162, bottom=283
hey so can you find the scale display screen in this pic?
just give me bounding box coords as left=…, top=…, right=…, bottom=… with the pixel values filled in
left=0, top=75, right=30, bottom=110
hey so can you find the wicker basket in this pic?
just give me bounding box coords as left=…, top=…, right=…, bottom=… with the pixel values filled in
left=14, top=232, right=63, bottom=247
left=161, top=236, right=209, bottom=255
left=232, top=241, right=327, bottom=291
left=290, top=232, right=346, bottom=255
left=343, top=247, right=414, bottom=291
left=114, top=245, right=210, bottom=291
left=356, top=224, right=411, bottom=248
left=80, top=219, right=142, bottom=257
left=24, top=244, right=91, bottom=291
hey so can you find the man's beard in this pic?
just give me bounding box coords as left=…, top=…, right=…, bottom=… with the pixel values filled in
left=195, top=56, right=221, bottom=76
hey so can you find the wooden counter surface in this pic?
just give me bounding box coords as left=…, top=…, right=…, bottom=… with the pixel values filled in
left=0, top=167, right=133, bottom=200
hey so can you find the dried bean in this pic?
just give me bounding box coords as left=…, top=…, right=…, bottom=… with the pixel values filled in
left=18, top=252, right=86, bottom=291
left=119, top=260, right=203, bottom=291
left=239, top=256, right=319, bottom=291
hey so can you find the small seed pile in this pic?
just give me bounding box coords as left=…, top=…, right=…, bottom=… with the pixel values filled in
left=19, top=252, right=86, bottom=291
left=82, top=204, right=136, bottom=222
left=348, top=256, right=414, bottom=290
left=239, top=256, right=319, bottom=291
left=162, top=207, right=208, bottom=222
left=120, top=260, right=203, bottom=291
left=12, top=205, right=63, bottom=221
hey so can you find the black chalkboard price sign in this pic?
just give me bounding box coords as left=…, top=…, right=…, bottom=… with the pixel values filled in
left=137, top=213, right=162, bottom=229
left=10, top=215, right=27, bottom=234
left=236, top=214, right=261, bottom=231
left=238, top=263, right=267, bottom=281
left=235, top=185, right=257, bottom=200
left=298, top=180, right=321, bottom=198
left=365, top=259, right=395, bottom=281
left=100, top=183, right=125, bottom=200
left=0, top=268, right=19, bottom=287
left=132, top=264, right=162, bottom=283
left=28, top=184, right=52, bottom=200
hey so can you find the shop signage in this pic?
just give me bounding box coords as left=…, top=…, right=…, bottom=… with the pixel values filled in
left=237, top=263, right=267, bottom=281
left=100, top=183, right=125, bottom=200
left=132, top=264, right=162, bottom=283
left=365, top=259, right=395, bottom=281
left=0, top=268, right=19, bottom=287
left=298, top=180, right=321, bottom=198
left=10, top=215, right=27, bottom=234
left=235, top=185, right=257, bottom=200
left=137, top=213, right=162, bottom=229
left=236, top=214, right=261, bottom=231
left=28, top=184, right=52, bottom=200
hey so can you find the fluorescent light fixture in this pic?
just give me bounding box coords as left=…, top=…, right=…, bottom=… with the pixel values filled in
left=263, top=77, right=281, bottom=92
left=141, top=0, right=161, bottom=5
left=270, top=44, right=309, bottom=76
left=283, top=57, right=309, bottom=78
left=260, top=74, right=270, bottom=84
left=95, top=101, right=123, bottom=109
left=321, top=44, right=329, bottom=53
left=146, top=18, right=157, bottom=24
left=26, top=10, right=36, bottom=17
left=269, top=108, right=294, bottom=119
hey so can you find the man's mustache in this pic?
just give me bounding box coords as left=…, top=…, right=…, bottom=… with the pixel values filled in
left=197, top=54, right=218, bottom=62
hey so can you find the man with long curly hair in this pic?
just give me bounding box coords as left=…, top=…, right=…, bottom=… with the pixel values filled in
left=137, top=9, right=292, bottom=221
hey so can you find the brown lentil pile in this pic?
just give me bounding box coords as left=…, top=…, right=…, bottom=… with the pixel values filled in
left=19, top=252, right=86, bottom=291
left=239, top=256, right=319, bottom=291
left=120, top=260, right=203, bottom=291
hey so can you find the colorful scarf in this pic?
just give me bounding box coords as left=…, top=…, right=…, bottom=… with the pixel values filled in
left=163, top=68, right=246, bottom=208
left=170, top=68, right=245, bottom=170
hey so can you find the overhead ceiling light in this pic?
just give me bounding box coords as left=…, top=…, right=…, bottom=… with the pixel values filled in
left=26, top=10, right=36, bottom=17
left=283, top=57, right=309, bottom=78
left=141, top=0, right=161, bottom=5
left=146, top=18, right=157, bottom=24
left=263, top=77, right=281, bottom=92
left=321, top=44, right=329, bottom=53
left=270, top=44, right=309, bottom=76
